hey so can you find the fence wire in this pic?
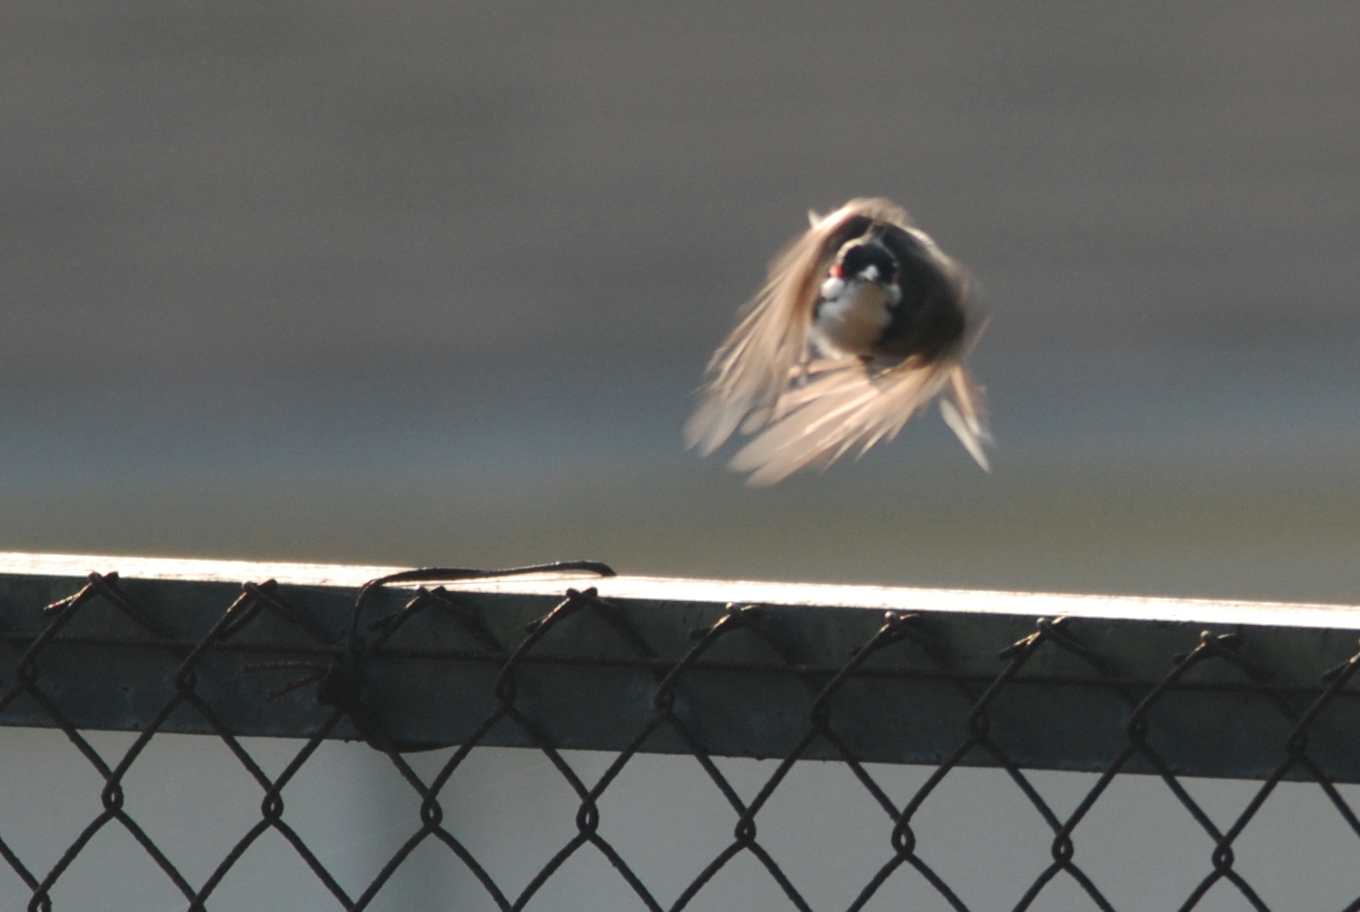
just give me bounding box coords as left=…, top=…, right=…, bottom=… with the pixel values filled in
left=3, top=560, right=1360, bottom=911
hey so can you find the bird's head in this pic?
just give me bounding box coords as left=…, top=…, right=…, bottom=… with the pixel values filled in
left=830, top=241, right=898, bottom=286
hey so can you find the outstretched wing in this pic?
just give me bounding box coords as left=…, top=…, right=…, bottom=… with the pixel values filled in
left=729, top=356, right=989, bottom=486
left=684, top=198, right=909, bottom=455
left=940, top=364, right=992, bottom=472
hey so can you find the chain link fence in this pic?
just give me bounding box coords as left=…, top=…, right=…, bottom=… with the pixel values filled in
left=3, top=554, right=1360, bottom=911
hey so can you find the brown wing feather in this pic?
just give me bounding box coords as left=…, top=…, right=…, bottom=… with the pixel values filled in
left=728, top=356, right=961, bottom=486
left=940, top=365, right=992, bottom=471
left=684, top=198, right=910, bottom=455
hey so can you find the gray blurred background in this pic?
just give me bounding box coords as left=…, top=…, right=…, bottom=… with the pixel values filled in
left=4, top=5, right=1360, bottom=910
left=3, top=1, right=1358, bottom=602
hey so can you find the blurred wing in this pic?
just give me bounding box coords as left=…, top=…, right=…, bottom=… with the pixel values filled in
left=728, top=355, right=960, bottom=486
left=684, top=198, right=910, bottom=455
left=939, top=365, right=992, bottom=472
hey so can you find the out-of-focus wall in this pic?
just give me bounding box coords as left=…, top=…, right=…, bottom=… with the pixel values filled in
left=3, top=2, right=1357, bottom=600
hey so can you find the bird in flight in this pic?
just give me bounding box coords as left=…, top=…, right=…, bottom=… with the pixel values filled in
left=685, top=197, right=991, bottom=485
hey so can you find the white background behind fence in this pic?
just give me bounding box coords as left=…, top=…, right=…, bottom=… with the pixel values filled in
left=8, top=732, right=1360, bottom=910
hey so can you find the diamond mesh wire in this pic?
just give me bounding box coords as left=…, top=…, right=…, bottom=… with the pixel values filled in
left=3, top=563, right=1360, bottom=911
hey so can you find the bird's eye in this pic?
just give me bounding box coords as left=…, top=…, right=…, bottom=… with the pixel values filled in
left=841, top=247, right=866, bottom=275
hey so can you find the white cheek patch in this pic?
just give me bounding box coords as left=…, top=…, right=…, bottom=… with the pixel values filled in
left=820, top=277, right=846, bottom=299
left=862, top=265, right=879, bottom=282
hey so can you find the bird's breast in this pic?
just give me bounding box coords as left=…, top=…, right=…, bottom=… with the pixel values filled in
left=811, top=279, right=893, bottom=357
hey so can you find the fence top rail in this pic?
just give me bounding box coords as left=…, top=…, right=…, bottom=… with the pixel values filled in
left=2, top=550, right=1357, bottom=630
left=5, top=549, right=1360, bottom=782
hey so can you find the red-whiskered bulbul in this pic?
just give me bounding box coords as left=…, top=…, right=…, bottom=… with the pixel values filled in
left=686, top=197, right=990, bottom=485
